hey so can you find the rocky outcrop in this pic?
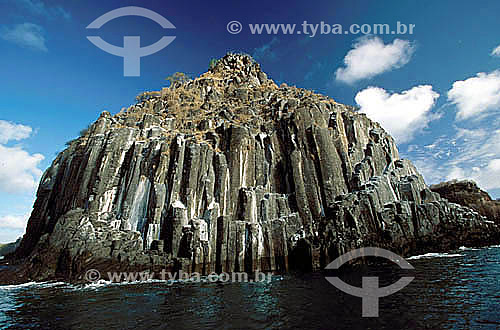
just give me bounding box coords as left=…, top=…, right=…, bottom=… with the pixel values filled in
left=0, top=238, right=20, bottom=257
left=3, top=54, right=499, bottom=283
left=431, top=180, right=500, bottom=224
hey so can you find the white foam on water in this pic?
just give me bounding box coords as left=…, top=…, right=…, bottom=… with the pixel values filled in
left=0, top=278, right=185, bottom=292
left=71, top=278, right=176, bottom=291
left=80, top=280, right=113, bottom=290
left=33, top=281, right=67, bottom=289
left=458, top=246, right=480, bottom=251
left=0, top=281, right=40, bottom=290
left=407, top=252, right=464, bottom=260
left=0, top=281, right=68, bottom=291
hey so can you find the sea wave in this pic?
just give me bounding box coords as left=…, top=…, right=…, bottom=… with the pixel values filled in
left=79, top=278, right=172, bottom=291
left=458, top=246, right=480, bottom=251
left=0, top=276, right=243, bottom=292
left=0, top=281, right=68, bottom=291
left=0, top=279, right=171, bottom=292
left=407, top=252, right=464, bottom=260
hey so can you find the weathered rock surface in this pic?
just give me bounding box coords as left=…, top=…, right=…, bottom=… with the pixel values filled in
left=3, top=54, right=499, bottom=283
left=431, top=180, right=500, bottom=224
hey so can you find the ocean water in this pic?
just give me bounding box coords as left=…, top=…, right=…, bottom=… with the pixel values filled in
left=1, top=246, right=499, bottom=330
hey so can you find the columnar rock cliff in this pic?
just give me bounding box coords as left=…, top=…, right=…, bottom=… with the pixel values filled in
left=8, top=54, right=499, bottom=282
left=431, top=180, right=500, bottom=224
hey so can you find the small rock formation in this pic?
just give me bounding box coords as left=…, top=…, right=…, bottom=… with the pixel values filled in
left=3, top=54, right=499, bottom=283
left=0, top=238, right=21, bottom=257
left=431, top=180, right=500, bottom=224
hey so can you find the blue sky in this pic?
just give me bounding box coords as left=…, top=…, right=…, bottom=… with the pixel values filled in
left=1, top=0, right=500, bottom=242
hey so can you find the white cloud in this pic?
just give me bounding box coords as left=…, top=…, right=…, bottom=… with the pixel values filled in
left=355, top=85, right=440, bottom=143
left=252, top=37, right=280, bottom=61
left=449, top=128, right=500, bottom=164
left=412, top=159, right=444, bottom=185
left=0, top=145, right=44, bottom=193
left=1, top=23, right=48, bottom=52
left=0, top=229, right=24, bottom=244
left=447, top=70, right=500, bottom=120
left=443, top=128, right=500, bottom=190
left=0, top=120, right=33, bottom=144
left=491, top=45, right=500, bottom=57
left=0, top=120, right=44, bottom=194
left=0, top=120, right=41, bottom=241
left=446, top=159, right=500, bottom=191
left=335, top=36, right=415, bottom=84
left=405, top=125, right=500, bottom=191
left=14, top=0, right=71, bottom=20
left=0, top=214, right=28, bottom=230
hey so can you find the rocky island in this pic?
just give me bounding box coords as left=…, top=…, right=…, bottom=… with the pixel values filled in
left=2, top=54, right=499, bottom=283
left=430, top=180, right=500, bottom=224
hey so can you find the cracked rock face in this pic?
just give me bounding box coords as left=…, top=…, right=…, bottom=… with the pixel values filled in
left=11, top=53, right=499, bottom=282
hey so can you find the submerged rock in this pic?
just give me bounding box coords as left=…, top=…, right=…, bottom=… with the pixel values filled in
left=3, top=54, right=499, bottom=283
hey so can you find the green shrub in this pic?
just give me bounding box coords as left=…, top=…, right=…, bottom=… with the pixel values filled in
left=208, top=58, right=218, bottom=70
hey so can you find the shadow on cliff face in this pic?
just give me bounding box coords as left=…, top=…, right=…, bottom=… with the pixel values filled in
left=289, top=239, right=315, bottom=272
